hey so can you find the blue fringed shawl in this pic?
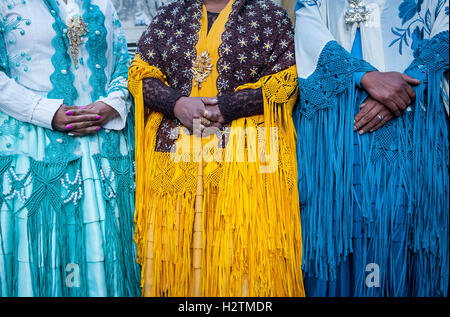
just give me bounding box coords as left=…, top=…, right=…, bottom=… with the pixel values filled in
left=294, top=31, right=449, bottom=296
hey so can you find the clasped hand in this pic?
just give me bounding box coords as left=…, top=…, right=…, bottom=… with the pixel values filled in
left=354, top=71, right=420, bottom=135
left=174, top=96, right=225, bottom=136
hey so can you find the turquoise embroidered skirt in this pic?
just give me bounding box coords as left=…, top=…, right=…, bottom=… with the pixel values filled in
left=0, top=111, right=140, bottom=297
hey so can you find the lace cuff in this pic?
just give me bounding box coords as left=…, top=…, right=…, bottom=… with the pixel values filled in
left=298, top=41, right=376, bottom=118
left=405, top=31, right=449, bottom=78
left=142, top=77, right=184, bottom=119
left=217, top=88, right=264, bottom=123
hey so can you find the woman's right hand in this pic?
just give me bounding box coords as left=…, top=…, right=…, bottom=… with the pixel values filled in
left=360, top=71, right=420, bottom=117
left=51, top=104, right=102, bottom=135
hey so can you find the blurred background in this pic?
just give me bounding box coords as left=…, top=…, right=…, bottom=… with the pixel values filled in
left=111, top=0, right=296, bottom=55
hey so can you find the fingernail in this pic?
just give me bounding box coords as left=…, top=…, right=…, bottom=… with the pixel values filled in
left=96, top=116, right=102, bottom=120
left=96, top=127, right=101, bottom=131
left=80, top=106, right=87, bottom=109
left=65, top=111, right=73, bottom=115
left=369, top=129, right=374, bottom=132
left=66, top=125, right=72, bottom=130
left=359, top=130, right=364, bottom=135
left=354, top=126, right=357, bottom=131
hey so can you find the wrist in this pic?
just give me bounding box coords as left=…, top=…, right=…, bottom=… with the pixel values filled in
left=360, top=71, right=376, bottom=89
left=174, top=96, right=188, bottom=116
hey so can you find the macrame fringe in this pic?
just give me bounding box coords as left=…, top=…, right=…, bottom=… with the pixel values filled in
left=406, top=68, right=449, bottom=297
left=129, top=59, right=305, bottom=296
left=295, top=84, right=360, bottom=281
left=295, top=65, right=449, bottom=297
left=25, top=159, right=88, bottom=297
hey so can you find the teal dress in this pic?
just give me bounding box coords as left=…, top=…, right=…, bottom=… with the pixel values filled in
left=0, top=0, right=140, bottom=296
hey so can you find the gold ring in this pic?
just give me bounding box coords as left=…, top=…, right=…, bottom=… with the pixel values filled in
left=203, top=110, right=209, bottom=118
left=201, top=117, right=211, bottom=126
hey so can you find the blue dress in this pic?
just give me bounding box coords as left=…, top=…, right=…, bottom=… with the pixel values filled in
left=303, top=30, right=411, bottom=297
left=294, top=1, right=449, bottom=294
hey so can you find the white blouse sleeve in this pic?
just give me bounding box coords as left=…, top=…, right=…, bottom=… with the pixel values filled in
left=0, top=71, right=63, bottom=130
left=97, top=2, right=131, bottom=131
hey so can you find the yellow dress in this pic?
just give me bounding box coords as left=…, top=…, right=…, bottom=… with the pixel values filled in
left=128, top=1, right=305, bottom=297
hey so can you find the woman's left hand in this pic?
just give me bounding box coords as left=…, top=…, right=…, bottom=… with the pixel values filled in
left=354, top=97, right=395, bottom=135
left=66, top=101, right=119, bottom=136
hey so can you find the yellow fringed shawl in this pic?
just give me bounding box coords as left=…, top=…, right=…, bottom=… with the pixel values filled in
left=128, top=0, right=304, bottom=297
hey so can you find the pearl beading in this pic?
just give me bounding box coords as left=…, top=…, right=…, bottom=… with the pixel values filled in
left=60, top=169, right=83, bottom=205
left=99, top=167, right=116, bottom=199
left=3, top=167, right=32, bottom=203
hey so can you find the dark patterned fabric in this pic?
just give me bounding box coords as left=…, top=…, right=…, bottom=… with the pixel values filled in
left=143, top=74, right=263, bottom=124
left=218, top=88, right=263, bottom=123
left=142, top=11, right=220, bottom=121
left=142, top=77, right=183, bottom=119
left=137, top=0, right=295, bottom=153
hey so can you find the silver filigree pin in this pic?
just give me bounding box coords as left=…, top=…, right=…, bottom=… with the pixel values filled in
left=344, top=0, right=370, bottom=25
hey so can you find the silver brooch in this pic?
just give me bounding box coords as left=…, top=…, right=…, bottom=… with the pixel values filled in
left=344, top=0, right=370, bottom=25
left=66, top=16, right=89, bottom=65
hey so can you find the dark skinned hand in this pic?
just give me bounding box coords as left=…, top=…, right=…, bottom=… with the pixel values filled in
left=198, top=98, right=226, bottom=137
left=354, top=96, right=395, bottom=135
left=360, top=71, right=420, bottom=117
left=174, top=96, right=222, bottom=133
left=52, top=104, right=102, bottom=135
left=52, top=101, right=119, bottom=136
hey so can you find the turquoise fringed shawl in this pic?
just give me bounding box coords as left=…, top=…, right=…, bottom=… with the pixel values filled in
left=0, top=1, right=139, bottom=296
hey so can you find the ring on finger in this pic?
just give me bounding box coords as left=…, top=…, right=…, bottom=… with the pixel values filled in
left=377, top=114, right=384, bottom=121
left=203, top=110, right=209, bottom=118
left=201, top=117, right=211, bottom=126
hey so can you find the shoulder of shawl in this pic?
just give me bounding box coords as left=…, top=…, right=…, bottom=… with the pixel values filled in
left=242, top=0, right=291, bottom=20
left=151, top=2, right=179, bottom=25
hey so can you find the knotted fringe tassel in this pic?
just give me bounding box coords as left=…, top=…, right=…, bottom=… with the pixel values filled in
left=115, top=155, right=141, bottom=297
left=128, top=56, right=165, bottom=268
left=295, top=84, right=361, bottom=282
left=93, top=153, right=141, bottom=297
left=25, top=159, right=87, bottom=297
left=0, top=156, right=14, bottom=296
left=407, top=67, right=448, bottom=297
left=213, top=66, right=303, bottom=297
left=295, top=35, right=449, bottom=296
